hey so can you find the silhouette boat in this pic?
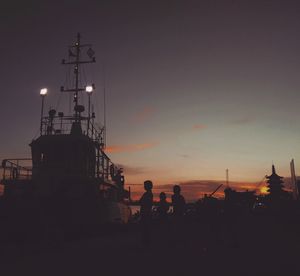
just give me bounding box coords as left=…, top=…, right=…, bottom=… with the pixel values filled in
left=1, top=34, right=131, bottom=236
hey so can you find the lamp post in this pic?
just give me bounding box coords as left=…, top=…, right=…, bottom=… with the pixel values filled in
left=40, top=88, right=48, bottom=135
left=85, top=85, right=93, bottom=134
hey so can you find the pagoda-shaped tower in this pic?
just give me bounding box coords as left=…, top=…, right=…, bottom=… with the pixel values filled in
left=266, top=165, right=285, bottom=199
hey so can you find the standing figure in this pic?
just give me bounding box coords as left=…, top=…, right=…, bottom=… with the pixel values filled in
left=171, top=185, right=186, bottom=217
left=139, top=180, right=153, bottom=246
left=157, top=192, right=169, bottom=221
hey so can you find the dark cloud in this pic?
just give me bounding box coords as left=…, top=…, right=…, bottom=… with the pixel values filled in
left=178, top=154, right=189, bottom=158
left=230, top=117, right=255, bottom=125
left=117, top=164, right=147, bottom=175
left=106, top=142, right=159, bottom=153
left=131, top=107, right=155, bottom=124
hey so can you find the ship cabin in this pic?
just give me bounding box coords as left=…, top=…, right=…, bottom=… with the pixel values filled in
left=1, top=106, right=126, bottom=202
left=31, top=107, right=104, bottom=181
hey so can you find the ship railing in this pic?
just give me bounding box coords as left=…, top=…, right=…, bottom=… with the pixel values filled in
left=97, top=150, right=111, bottom=180
left=1, top=159, right=32, bottom=181
left=40, top=115, right=104, bottom=143
left=95, top=150, right=124, bottom=186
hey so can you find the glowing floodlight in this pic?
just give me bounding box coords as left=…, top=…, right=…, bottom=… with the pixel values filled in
left=39, top=88, right=48, bottom=135
left=85, top=85, right=93, bottom=93
left=40, top=88, right=48, bottom=96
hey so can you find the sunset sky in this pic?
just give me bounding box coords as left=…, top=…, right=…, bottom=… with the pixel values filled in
left=1, top=0, right=300, bottom=200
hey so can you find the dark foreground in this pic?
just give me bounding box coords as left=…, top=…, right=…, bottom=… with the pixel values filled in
left=1, top=212, right=300, bottom=276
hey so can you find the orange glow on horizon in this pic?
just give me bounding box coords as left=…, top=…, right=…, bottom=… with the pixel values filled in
left=260, top=186, right=269, bottom=194
left=126, top=180, right=259, bottom=202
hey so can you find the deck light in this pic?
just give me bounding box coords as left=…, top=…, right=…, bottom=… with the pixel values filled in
left=40, top=88, right=48, bottom=135
left=85, top=85, right=93, bottom=93
left=86, top=85, right=94, bottom=133
left=40, top=88, right=48, bottom=96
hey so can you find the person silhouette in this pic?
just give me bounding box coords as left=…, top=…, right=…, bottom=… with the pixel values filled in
left=169, top=185, right=186, bottom=246
left=157, top=192, right=169, bottom=221
left=139, top=180, right=153, bottom=246
left=171, top=185, right=186, bottom=217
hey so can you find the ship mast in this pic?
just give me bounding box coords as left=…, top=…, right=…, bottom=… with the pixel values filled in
left=61, top=33, right=96, bottom=123
left=74, top=33, right=80, bottom=119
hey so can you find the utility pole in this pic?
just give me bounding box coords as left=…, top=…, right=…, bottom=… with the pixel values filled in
left=226, top=168, right=229, bottom=187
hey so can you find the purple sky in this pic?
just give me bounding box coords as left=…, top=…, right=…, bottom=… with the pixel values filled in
left=1, top=1, right=300, bottom=197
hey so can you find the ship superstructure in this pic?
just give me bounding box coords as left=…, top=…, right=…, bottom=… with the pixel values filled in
left=1, top=34, right=131, bottom=230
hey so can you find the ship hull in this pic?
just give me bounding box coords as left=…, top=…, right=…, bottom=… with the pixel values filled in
left=0, top=178, right=131, bottom=242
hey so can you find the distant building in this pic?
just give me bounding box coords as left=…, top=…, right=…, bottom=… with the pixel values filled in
left=224, top=187, right=256, bottom=210
left=266, top=165, right=286, bottom=200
